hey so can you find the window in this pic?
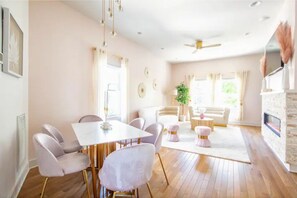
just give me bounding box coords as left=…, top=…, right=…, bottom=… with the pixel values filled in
left=215, top=78, right=239, bottom=120
left=191, top=79, right=211, bottom=107
left=191, top=74, right=240, bottom=121
left=103, top=64, right=122, bottom=120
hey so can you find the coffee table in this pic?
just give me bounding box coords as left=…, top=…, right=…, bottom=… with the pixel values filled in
left=191, top=117, right=214, bottom=131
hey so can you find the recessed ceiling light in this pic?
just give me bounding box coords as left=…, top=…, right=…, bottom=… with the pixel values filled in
left=245, top=32, right=250, bottom=36
left=137, top=32, right=142, bottom=35
left=161, top=48, right=164, bottom=50
left=249, top=1, right=262, bottom=7
left=259, top=16, right=270, bottom=21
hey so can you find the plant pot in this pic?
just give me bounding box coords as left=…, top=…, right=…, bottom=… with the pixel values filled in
left=179, top=115, right=186, bottom=122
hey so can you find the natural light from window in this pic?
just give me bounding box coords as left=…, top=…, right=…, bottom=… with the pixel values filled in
left=191, top=76, right=239, bottom=121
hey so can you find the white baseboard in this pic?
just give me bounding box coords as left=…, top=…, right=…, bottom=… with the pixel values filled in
left=229, top=121, right=261, bottom=127
left=29, top=158, right=37, bottom=168
left=9, top=162, right=29, bottom=198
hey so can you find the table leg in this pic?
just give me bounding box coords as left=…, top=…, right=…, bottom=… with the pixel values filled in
left=137, top=138, right=141, bottom=144
left=90, top=145, right=97, bottom=198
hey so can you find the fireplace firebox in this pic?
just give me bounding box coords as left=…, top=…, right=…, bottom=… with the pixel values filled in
left=264, top=113, right=281, bottom=137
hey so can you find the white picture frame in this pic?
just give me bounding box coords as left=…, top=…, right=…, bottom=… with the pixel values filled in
left=0, top=7, right=3, bottom=65
left=2, top=7, right=23, bottom=78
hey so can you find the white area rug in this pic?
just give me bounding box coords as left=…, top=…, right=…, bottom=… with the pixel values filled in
left=162, top=122, right=251, bottom=163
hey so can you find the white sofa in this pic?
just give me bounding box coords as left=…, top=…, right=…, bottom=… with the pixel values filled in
left=138, top=106, right=179, bottom=129
left=189, top=106, right=230, bottom=126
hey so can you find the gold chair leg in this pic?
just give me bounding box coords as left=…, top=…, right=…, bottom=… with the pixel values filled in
left=83, top=170, right=91, bottom=198
left=40, top=177, right=48, bottom=198
left=157, top=153, right=169, bottom=185
left=146, top=182, right=153, bottom=198
left=112, top=191, right=117, bottom=198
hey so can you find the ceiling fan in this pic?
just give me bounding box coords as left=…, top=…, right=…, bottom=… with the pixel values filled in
left=184, top=40, right=221, bottom=54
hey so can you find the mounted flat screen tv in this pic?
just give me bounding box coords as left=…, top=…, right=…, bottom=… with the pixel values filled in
left=265, top=32, right=284, bottom=75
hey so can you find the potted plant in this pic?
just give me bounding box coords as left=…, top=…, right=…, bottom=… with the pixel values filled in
left=175, top=83, right=190, bottom=121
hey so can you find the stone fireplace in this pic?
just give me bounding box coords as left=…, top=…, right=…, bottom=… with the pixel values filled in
left=261, top=91, right=297, bottom=172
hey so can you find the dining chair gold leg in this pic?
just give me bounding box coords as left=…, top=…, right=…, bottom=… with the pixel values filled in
left=157, top=153, right=169, bottom=185
left=146, top=182, right=153, bottom=198
left=83, top=170, right=91, bottom=198
left=112, top=191, right=117, bottom=198
left=40, top=177, right=48, bottom=198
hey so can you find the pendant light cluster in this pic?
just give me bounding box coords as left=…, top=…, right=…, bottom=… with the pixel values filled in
left=100, top=0, right=123, bottom=47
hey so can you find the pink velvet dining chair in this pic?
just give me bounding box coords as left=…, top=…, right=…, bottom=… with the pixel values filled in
left=118, top=118, right=146, bottom=147
left=99, top=143, right=155, bottom=198
left=42, top=124, right=82, bottom=153
left=141, top=123, right=169, bottom=185
left=33, top=133, right=91, bottom=198
left=79, top=115, right=103, bottom=123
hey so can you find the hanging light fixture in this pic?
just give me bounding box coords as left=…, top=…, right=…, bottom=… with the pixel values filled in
left=101, top=0, right=123, bottom=47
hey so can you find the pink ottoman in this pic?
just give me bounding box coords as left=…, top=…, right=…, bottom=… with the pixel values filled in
left=195, top=126, right=211, bottom=147
left=167, top=124, right=180, bottom=142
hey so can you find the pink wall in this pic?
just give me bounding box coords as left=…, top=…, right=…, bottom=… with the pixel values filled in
left=0, top=1, right=29, bottom=196
left=29, top=1, right=170, bottom=161
left=171, top=53, right=263, bottom=126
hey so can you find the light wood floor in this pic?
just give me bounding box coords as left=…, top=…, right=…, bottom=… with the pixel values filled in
left=18, top=126, right=297, bottom=198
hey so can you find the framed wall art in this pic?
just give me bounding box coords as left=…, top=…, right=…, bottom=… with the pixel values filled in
left=2, top=7, right=23, bottom=78
left=0, top=7, right=3, bottom=65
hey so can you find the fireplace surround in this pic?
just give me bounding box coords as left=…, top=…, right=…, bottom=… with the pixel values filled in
left=261, top=91, right=297, bottom=172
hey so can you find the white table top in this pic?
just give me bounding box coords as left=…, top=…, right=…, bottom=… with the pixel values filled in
left=72, top=120, right=152, bottom=146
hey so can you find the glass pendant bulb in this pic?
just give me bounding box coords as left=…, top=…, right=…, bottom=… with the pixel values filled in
left=102, top=41, right=107, bottom=47
left=111, top=31, right=117, bottom=37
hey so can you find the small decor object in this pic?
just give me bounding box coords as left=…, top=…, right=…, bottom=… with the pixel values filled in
left=276, top=22, right=294, bottom=90
left=2, top=7, right=23, bottom=78
left=175, top=83, right=190, bottom=121
left=199, top=108, right=206, bottom=119
left=153, top=79, right=157, bottom=90
left=144, top=67, right=149, bottom=78
left=138, top=83, right=146, bottom=98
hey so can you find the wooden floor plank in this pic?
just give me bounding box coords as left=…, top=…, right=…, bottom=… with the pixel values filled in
left=18, top=126, right=297, bottom=198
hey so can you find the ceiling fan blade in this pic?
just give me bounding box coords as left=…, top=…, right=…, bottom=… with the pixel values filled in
left=192, top=49, right=198, bottom=54
left=184, top=44, right=195, bottom=47
left=201, top=44, right=222, bottom=48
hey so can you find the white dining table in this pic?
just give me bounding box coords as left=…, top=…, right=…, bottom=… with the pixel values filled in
left=72, top=120, right=152, bottom=198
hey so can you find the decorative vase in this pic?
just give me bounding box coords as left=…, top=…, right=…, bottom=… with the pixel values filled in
left=282, top=63, right=290, bottom=90
left=200, top=113, right=205, bottom=119
left=198, top=108, right=206, bottom=119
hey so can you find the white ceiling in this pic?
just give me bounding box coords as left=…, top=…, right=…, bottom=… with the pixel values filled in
left=63, top=0, right=284, bottom=63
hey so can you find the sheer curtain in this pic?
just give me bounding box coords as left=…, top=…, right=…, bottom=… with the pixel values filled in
left=93, top=48, right=107, bottom=117
left=184, top=75, right=195, bottom=120
left=120, top=58, right=128, bottom=123
left=236, top=71, right=249, bottom=121
left=207, top=73, right=221, bottom=105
